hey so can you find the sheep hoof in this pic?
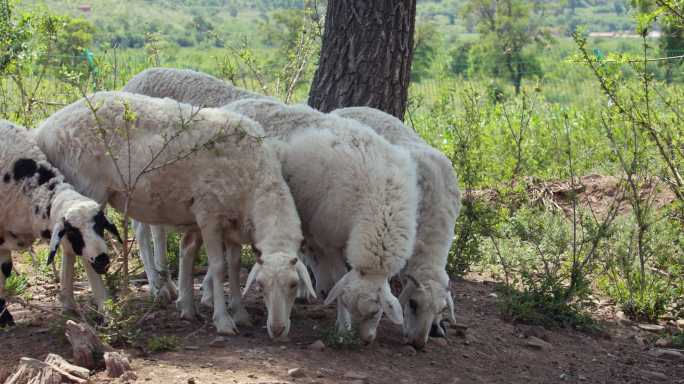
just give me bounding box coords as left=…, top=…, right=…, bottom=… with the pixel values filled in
left=214, top=316, right=239, bottom=336
left=176, top=300, right=197, bottom=321
left=231, top=307, right=252, bottom=327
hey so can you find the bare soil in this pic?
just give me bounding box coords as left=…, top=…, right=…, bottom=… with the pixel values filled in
left=2, top=271, right=683, bottom=384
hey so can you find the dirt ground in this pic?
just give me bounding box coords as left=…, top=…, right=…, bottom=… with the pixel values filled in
left=2, top=271, right=684, bottom=384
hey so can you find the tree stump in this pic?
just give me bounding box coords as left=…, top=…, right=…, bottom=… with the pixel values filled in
left=3, top=357, right=87, bottom=384
left=64, top=320, right=109, bottom=369
left=103, top=352, right=133, bottom=378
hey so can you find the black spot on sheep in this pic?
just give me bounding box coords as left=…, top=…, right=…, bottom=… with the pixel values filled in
left=12, top=158, right=38, bottom=182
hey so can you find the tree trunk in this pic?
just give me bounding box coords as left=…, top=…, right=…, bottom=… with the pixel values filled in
left=308, top=0, right=417, bottom=121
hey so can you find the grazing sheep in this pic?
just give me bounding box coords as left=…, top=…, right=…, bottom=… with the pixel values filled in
left=222, top=99, right=419, bottom=343
left=122, top=67, right=271, bottom=304
left=0, top=120, right=120, bottom=323
left=32, top=92, right=314, bottom=336
left=122, top=70, right=418, bottom=342
left=332, top=107, right=461, bottom=349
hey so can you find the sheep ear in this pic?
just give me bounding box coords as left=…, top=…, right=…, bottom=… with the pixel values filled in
left=242, top=262, right=261, bottom=297
left=382, top=283, right=404, bottom=325
left=446, top=293, right=456, bottom=323
left=47, top=221, right=65, bottom=265
left=398, top=282, right=415, bottom=307
left=324, top=271, right=351, bottom=306
left=105, top=220, right=123, bottom=243
left=295, top=260, right=316, bottom=300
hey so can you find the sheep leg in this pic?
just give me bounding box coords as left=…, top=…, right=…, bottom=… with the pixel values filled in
left=228, top=245, right=251, bottom=326
left=151, top=225, right=176, bottom=303
left=59, top=250, right=79, bottom=314
left=336, top=299, right=352, bottom=332
left=0, top=249, right=15, bottom=326
left=200, top=272, right=213, bottom=307
left=134, top=221, right=160, bottom=298
left=200, top=222, right=238, bottom=335
left=177, top=230, right=202, bottom=320
left=82, top=257, right=108, bottom=313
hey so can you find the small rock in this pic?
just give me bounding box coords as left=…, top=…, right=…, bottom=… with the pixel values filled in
left=525, top=336, right=553, bottom=351
left=649, top=348, right=684, bottom=361
left=655, top=337, right=672, bottom=348
left=400, top=345, right=417, bottom=356
left=640, top=370, right=669, bottom=381
left=450, top=323, right=468, bottom=337
left=488, top=293, right=498, bottom=298
left=344, top=371, right=369, bottom=382
left=119, top=371, right=138, bottom=383
left=522, top=325, right=547, bottom=340
left=431, top=337, right=448, bottom=347
left=676, top=319, right=684, bottom=329
left=188, top=378, right=196, bottom=384
left=184, top=345, right=199, bottom=351
left=288, top=368, right=306, bottom=378
left=308, top=340, right=326, bottom=351
left=209, top=336, right=228, bottom=348
left=638, top=323, right=665, bottom=332
left=616, top=311, right=632, bottom=325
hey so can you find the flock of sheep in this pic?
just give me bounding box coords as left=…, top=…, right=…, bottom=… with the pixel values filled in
left=0, top=68, right=461, bottom=350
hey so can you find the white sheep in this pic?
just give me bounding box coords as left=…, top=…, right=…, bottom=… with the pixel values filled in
left=0, top=120, right=121, bottom=324
left=122, top=67, right=272, bottom=304
left=121, top=70, right=419, bottom=342
left=32, top=92, right=314, bottom=337
left=332, top=107, right=462, bottom=349
left=221, top=99, right=419, bottom=343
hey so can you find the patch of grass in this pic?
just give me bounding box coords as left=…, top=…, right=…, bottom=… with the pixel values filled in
left=146, top=335, right=180, bottom=352
left=670, top=331, right=684, bottom=348
left=620, top=297, right=668, bottom=324
left=320, top=327, right=361, bottom=350
left=497, top=286, right=601, bottom=334
left=5, top=273, right=28, bottom=298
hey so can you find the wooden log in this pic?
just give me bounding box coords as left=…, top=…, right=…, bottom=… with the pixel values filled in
left=3, top=357, right=87, bottom=384
left=64, top=320, right=109, bottom=369
left=44, top=354, right=90, bottom=380
left=103, top=352, right=132, bottom=378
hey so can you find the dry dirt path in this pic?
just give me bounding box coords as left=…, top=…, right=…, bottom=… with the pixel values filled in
left=1, top=276, right=683, bottom=383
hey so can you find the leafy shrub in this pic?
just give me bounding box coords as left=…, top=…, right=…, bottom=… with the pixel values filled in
left=147, top=335, right=180, bottom=352
left=4, top=273, right=28, bottom=298
left=497, top=285, right=600, bottom=333
left=319, top=327, right=361, bottom=350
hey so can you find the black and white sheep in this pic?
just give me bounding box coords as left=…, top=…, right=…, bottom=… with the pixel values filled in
left=0, top=120, right=120, bottom=324
left=32, top=92, right=313, bottom=336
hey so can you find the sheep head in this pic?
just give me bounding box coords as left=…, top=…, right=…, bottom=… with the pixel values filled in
left=324, top=269, right=403, bottom=343
left=398, top=273, right=455, bottom=349
left=48, top=201, right=120, bottom=275
left=243, top=251, right=315, bottom=341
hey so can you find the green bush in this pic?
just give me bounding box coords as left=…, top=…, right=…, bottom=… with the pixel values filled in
left=147, top=335, right=180, bottom=352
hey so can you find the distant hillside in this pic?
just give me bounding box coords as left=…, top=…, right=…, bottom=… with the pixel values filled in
left=18, top=0, right=636, bottom=51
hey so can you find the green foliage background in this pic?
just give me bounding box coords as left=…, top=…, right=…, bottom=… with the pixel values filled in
left=1, top=0, right=683, bottom=329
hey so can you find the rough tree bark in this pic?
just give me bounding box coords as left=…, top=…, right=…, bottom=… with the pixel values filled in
left=308, top=0, right=417, bottom=121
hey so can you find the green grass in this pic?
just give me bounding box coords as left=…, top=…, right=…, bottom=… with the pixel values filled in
left=497, top=286, right=601, bottom=333
left=4, top=273, right=29, bottom=298
left=320, top=327, right=361, bottom=350
left=147, top=335, right=181, bottom=352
